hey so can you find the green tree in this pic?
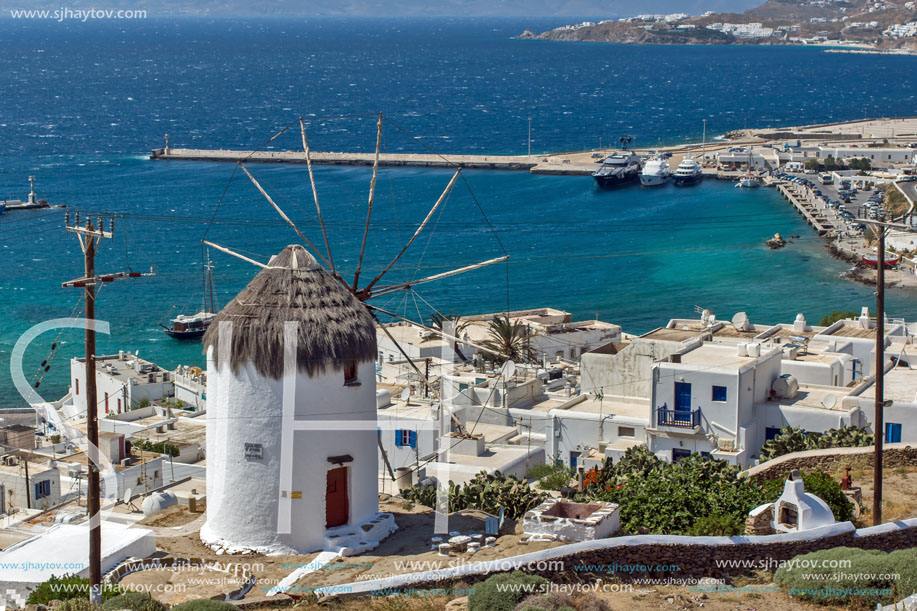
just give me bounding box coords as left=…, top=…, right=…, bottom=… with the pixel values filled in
left=818, top=310, right=859, bottom=326
left=804, top=158, right=820, bottom=171
left=822, top=155, right=847, bottom=171
left=479, top=316, right=536, bottom=365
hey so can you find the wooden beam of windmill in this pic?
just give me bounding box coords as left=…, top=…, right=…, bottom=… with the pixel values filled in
left=238, top=162, right=332, bottom=270
left=353, top=112, right=383, bottom=291
left=367, top=303, right=500, bottom=358
left=369, top=255, right=509, bottom=299
left=299, top=118, right=335, bottom=273
left=202, top=240, right=270, bottom=269
left=360, top=168, right=461, bottom=296
left=371, top=310, right=468, bottom=436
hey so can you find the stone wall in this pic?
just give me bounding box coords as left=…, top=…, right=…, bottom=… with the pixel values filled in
left=744, top=443, right=917, bottom=483
left=321, top=520, right=917, bottom=600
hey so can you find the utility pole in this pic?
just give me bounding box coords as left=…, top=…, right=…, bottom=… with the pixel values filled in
left=857, top=217, right=910, bottom=525
left=63, top=211, right=151, bottom=603
left=23, top=457, right=31, bottom=509
left=873, top=226, right=886, bottom=525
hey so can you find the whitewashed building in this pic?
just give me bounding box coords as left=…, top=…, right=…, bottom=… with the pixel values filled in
left=67, top=352, right=173, bottom=420
left=201, top=245, right=391, bottom=555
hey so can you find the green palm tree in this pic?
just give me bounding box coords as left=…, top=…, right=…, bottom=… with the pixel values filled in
left=427, top=312, right=469, bottom=338
left=479, top=316, right=536, bottom=365
left=427, top=312, right=470, bottom=360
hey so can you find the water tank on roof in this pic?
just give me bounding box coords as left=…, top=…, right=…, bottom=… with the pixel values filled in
left=142, top=491, right=178, bottom=517
left=772, top=374, right=799, bottom=400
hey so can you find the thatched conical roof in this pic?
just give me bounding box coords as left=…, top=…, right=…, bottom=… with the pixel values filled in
left=203, top=244, right=376, bottom=380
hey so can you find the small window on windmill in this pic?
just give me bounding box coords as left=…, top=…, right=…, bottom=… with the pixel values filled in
left=344, top=360, right=359, bottom=386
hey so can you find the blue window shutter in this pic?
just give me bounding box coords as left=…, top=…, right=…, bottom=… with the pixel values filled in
left=394, top=429, right=403, bottom=447
left=886, top=423, right=902, bottom=444
left=409, top=431, right=417, bottom=449
left=377, top=428, right=381, bottom=439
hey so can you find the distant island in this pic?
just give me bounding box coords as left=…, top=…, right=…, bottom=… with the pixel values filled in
left=518, top=0, right=917, bottom=50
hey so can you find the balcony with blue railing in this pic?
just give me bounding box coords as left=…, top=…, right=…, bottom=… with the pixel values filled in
left=656, top=406, right=701, bottom=429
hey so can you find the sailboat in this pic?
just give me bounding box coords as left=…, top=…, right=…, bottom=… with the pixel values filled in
left=735, top=148, right=761, bottom=189
left=161, top=252, right=217, bottom=340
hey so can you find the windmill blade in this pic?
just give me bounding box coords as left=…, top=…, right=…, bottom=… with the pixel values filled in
left=202, top=240, right=269, bottom=269
left=370, top=255, right=509, bottom=298
left=353, top=112, right=383, bottom=291
left=367, top=303, right=500, bottom=358
left=238, top=162, right=332, bottom=270
left=299, top=118, right=335, bottom=273
left=370, top=309, right=468, bottom=435
left=362, top=168, right=461, bottom=294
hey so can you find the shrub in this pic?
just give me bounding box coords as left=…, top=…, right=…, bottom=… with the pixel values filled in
left=775, top=547, right=917, bottom=607
left=759, top=425, right=873, bottom=461
left=580, top=447, right=768, bottom=535
left=101, top=592, right=166, bottom=611
left=685, top=514, right=745, bottom=536
left=55, top=600, right=101, bottom=611
left=468, top=572, right=548, bottom=611
left=525, top=463, right=559, bottom=480
left=818, top=310, right=859, bottom=327
left=131, top=438, right=180, bottom=457
left=27, top=575, right=122, bottom=604
left=401, top=470, right=547, bottom=520
left=514, top=592, right=577, bottom=611
left=534, top=464, right=574, bottom=491
left=170, top=600, right=236, bottom=611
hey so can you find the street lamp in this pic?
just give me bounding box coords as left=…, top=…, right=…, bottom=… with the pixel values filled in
left=527, top=117, right=532, bottom=158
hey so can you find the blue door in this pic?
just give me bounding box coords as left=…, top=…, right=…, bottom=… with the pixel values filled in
left=674, top=382, right=692, bottom=423
left=672, top=448, right=692, bottom=462
left=886, top=422, right=902, bottom=444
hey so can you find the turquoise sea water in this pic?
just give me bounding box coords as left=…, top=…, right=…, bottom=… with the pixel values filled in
left=1, top=17, right=915, bottom=406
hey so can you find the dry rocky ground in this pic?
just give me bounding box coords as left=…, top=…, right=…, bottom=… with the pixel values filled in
left=133, top=468, right=917, bottom=609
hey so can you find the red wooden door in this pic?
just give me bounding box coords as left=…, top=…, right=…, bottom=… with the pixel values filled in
left=325, top=467, right=349, bottom=528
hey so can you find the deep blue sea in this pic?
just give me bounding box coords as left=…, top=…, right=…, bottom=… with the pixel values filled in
left=1, top=17, right=916, bottom=407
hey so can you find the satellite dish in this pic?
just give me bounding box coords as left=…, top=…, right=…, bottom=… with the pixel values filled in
left=123, top=488, right=133, bottom=505
left=400, top=388, right=411, bottom=402
left=821, top=394, right=837, bottom=409
left=501, top=360, right=516, bottom=379
left=732, top=312, right=750, bottom=331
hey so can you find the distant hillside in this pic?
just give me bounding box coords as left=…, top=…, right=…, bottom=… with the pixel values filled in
left=520, top=0, right=917, bottom=49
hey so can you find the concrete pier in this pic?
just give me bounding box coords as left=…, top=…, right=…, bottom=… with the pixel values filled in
left=150, top=147, right=539, bottom=171
left=775, top=182, right=830, bottom=235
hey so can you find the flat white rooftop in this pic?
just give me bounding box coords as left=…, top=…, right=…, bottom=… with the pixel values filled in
left=562, top=395, right=649, bottom=422
left=675, top=342, right=771, bottom=369
left=860, top=366, right=917, bottom=403
left=0, top=522, right=155, bottom=602
left=765, top=384, right=854, bottom=412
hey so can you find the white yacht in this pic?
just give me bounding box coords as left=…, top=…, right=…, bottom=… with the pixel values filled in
left=673, top=156, right=703, bottom=186
left=640, top=155, right=671, bottom=187
left=735, top=149, right=762, bottom=188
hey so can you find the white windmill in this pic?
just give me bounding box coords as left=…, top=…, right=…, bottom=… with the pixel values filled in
left=199, top=114, right=509, bottom=554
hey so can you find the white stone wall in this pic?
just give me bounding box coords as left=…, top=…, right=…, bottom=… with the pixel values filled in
left=523, top=500, right=620, bottom=541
